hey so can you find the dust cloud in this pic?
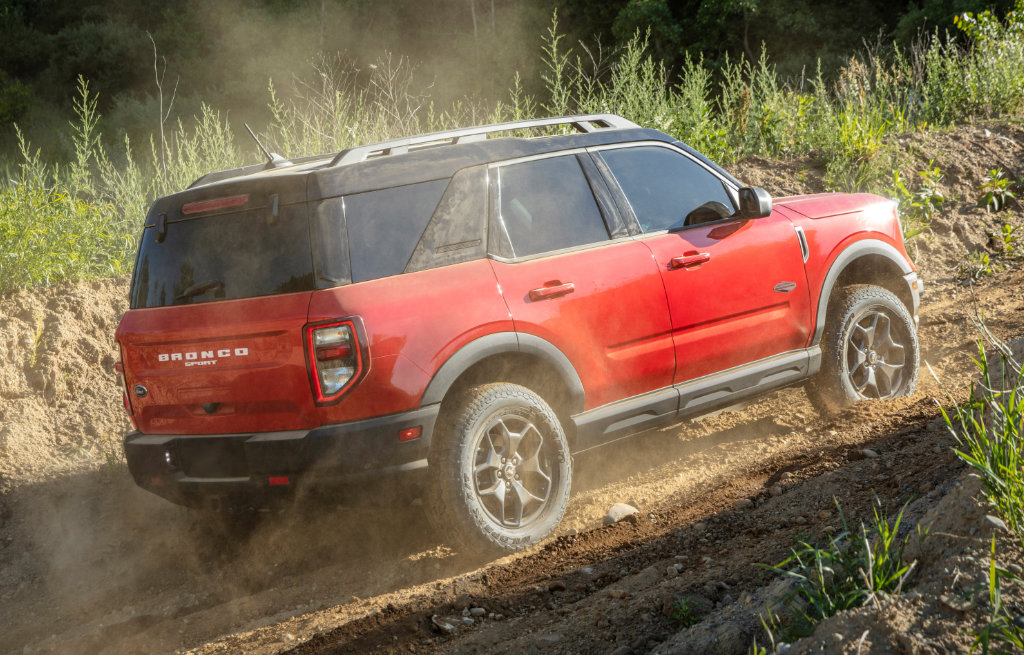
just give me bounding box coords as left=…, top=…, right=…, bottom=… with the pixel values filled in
left=141, top=0, right=544, bottom=147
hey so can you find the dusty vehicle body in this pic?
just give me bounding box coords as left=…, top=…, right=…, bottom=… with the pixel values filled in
left=115, top=114, right=921, bottom=553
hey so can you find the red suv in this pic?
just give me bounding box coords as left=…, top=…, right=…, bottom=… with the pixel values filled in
left=115, top=114, right=922, bottom=553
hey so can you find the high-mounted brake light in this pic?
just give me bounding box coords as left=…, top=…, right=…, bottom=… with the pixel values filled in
left=304, top=319, right=365, bottom=404
left=182, top=194, right=249, bottom=215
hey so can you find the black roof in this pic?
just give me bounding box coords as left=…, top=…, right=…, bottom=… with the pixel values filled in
left=176, top=114, right=740, bottom=207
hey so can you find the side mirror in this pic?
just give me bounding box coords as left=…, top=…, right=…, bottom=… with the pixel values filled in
left=738, top=187, right=772, bottom=219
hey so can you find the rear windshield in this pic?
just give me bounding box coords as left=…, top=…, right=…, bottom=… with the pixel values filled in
left=130, top=204, right=314, bottom=309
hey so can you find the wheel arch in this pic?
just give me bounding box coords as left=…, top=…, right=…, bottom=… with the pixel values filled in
left=812, top=239, right=916, bottom=346
left=420, top=332, right=585, bottom=431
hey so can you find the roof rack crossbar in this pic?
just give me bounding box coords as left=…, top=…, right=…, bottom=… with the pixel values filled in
left=329, top=114, right=638, bottom=166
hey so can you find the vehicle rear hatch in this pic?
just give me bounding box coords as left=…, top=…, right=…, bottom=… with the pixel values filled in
left=116, top=175, right=320, bottom=435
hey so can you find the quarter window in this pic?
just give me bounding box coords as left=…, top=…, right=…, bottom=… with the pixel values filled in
left=344, top=179, right=448, bottom=282
left=497, top=155, right=609, bottom=257
left=599, top=146, right=734, bottom=232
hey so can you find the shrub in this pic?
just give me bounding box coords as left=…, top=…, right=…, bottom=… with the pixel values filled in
left=978, top=168, right=1018, bottom=213
left=7, top=3, right=1024, bottom=294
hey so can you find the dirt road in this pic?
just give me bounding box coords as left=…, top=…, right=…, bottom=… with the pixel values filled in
left=0, top=264, right=1018, bottom=655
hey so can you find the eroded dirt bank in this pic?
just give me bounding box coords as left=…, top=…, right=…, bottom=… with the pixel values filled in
left=2, top=122, right=1024, bottom=655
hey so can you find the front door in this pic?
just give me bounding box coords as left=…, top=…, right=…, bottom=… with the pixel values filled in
left=593, top=143, right=812, bottom=384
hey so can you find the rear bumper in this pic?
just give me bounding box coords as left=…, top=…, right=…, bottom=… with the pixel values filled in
left=124, top=404, right=439, bottom=507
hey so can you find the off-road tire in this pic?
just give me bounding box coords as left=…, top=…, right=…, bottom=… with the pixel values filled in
left=807, top=284, right=919, bottom=414
left=426, top=383, right=571, bottom=556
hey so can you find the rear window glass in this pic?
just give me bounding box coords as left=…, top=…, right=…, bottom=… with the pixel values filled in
left=130, top=204, right=314, bottom=308
left=344, top=180, right=448, bottom=283
left=497, top=155, right=609, bottom=257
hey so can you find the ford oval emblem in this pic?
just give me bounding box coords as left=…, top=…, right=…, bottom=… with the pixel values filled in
left=134, top=385, right=148, bottom=398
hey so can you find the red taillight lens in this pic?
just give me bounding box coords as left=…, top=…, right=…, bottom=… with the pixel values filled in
left=305, top=320, right=363, bottom=404
left=315, top=344, right=353, bottom=361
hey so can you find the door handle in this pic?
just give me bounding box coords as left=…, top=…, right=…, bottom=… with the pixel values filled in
left=528, top=281, right=575, bottom=301
left=668, top=252, right=711, bottom=269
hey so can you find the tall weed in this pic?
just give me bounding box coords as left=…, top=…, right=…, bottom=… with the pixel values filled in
left=944, top=342, right=1024, bottom=546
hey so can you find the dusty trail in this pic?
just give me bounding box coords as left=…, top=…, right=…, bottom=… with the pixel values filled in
left=3, top=122, right=1024, bottom=654
left=1, top=265, right=1021, bottom=655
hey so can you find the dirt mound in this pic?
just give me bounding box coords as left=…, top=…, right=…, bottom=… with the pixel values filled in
left=0, top=276, right=131, bottom=489
left=733, top=122, right=1024, bottom=281
left=780, top=475, right=1022, bottom=655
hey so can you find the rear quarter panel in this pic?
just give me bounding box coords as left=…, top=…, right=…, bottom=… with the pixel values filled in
left=306, top=258, right=513, bottom=424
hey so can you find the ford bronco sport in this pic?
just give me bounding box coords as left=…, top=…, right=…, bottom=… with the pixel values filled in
left=115, top=114, right=922, bottom=554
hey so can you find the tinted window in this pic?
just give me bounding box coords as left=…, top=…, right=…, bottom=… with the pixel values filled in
left=599, top=146, right=734, bottom=232
left=344, top=180, right=448, bottom=282
left=130, top=204, right=314, bottom=309
left=498, top=156, right=609, bottom=257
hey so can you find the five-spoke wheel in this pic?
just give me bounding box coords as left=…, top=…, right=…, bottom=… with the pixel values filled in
left=808, top=284, right=919, bottom=413
left=845, top=309, right=908, bottom=398
left=427, top=383, right=571, bottom=555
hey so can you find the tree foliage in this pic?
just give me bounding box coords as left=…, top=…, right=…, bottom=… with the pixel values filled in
left=0, top=0, right=1017, bottom=162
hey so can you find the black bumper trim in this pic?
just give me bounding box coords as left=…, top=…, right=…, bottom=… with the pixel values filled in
left=125, top=404, right=439, bottom=506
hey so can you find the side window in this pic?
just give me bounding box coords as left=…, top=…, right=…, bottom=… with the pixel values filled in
left=497, top=155, right=610, bottom=257
left=599, top=146, right=734, bottom=232
left=344, top=179, right=448, bottom=283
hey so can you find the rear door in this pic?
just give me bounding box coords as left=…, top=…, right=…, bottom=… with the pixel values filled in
left=593, top=143, right=812, bottom=383
left=486, top=152, right=675, bottom=411
left=117, top=187, right=319, bottom=435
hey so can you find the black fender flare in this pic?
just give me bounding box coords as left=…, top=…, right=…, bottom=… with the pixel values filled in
left=420, top=332, right=585, bottom=411
left=811, top=238, right=917, bottom=346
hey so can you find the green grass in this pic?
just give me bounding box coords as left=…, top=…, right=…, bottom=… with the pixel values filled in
left=5, top=4, right=1024, bottom=294
left=670, top=596, right=704, bottom=629
left=972, top=537, right=1024, bottom=655
left=939, top=341, right=1024, bottom=654
left=762, top=500, right=916, bottom=641
left=891, top=162, right=944, bottom=240
left=945, top=342, right=1024, bottom=547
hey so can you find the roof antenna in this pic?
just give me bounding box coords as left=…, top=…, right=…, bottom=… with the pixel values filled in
left=244, top=123, right=292, bottom=169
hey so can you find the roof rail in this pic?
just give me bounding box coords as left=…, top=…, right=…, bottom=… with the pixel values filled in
left=329, top=114, right=639, bottom=166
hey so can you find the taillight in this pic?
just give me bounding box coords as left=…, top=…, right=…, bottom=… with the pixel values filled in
left=113, top=345, right=137, bottom=429
left=304, top=319, right=365, bottom=404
